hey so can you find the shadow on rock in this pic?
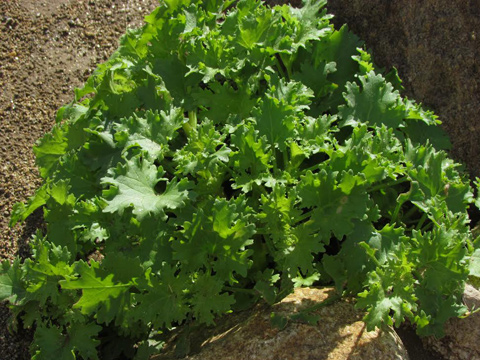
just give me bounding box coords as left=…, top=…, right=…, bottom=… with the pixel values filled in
left=152, top=287, right=409, bottom=360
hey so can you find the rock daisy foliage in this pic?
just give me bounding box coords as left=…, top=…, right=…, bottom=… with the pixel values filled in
left=2, top=0, right=480, bottom=358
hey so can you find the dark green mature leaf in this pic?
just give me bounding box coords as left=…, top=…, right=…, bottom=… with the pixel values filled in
left=293, top=61, right=337, bottom=100
left=68, top=321, right=102, bottom=360
left=323, top=220, right=376, bottom=294
left=298, top=169, right=370, bottom=239
left=113, top=107, right=184, bottom=159
left=0, top=259, right=26, bottom=304
left=368, top=225, right=409, bottom=265
left=310, top=24, right=362, bottom=112
left=253, top=269, right=280, bottom=305
left=190, top=272, right=235, bottom=325
left=32, top=322, right=101, bottom=360
left=173, top=196, right=255, bottom=281
left=281, top=222, right=324, bottom=277
left=193, top=81, right=255, bottom=124
left=129, top=264, right=189, bottom=328
left=60, top=260, right=132, bottom=316
left=32, top=324, right=75, bottom=360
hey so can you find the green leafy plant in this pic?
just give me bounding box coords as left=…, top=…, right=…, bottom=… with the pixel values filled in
left=2, top=0, right=480, bottom=358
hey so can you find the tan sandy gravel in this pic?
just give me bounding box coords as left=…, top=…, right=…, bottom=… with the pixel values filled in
left=0, top=1, right=158, bottom=358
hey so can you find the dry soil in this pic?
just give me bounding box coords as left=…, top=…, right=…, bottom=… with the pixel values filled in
left=0, top=1, right=158, bottom=358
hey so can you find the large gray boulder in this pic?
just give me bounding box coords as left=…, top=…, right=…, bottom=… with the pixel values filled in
left=152, top=287, right=409, bottom=360
left=326, top=0, right=480, bottom=177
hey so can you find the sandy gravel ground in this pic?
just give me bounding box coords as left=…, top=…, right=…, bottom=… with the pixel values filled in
left=0, top=1, right=158, bottom=358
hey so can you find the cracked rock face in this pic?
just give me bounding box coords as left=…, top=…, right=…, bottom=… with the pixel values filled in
left=153, top=287, right=409, bottom=360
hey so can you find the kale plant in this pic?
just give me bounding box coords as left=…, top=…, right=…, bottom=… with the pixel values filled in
left=1, top=0, right=479, bottom=358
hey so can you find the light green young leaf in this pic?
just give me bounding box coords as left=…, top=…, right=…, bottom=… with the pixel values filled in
left=254, top=77, right=312, bottom=150
left=34, top=123, right=69, bottom=179
left=275, top=0, right=331, bottom=53
left=339, top=71, right=406, bottom=128
left=469, top=249, right=480, bottom=277
left=9, top=184, right=48, bottom=227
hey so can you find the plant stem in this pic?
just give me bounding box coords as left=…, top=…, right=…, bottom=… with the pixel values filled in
left=183, top=110, right=197, bottom=137
left=283, top=150, right=289, bottom=171
left=368, top=177, right=409, bottom=193
left=280, top=53, right=292, bottom=80
left=391, top=201, right=404, bottom=223
left=402, top=205, right=419, bottom=222
left=416, top=213, right=427, bottom=230
left=294, top=211, right=313, bottom=225
left=224, top=286, right=257, bottom=295
left=161, top=159, right=177, bottom=176
left=274, top=54, right=289, bottom=80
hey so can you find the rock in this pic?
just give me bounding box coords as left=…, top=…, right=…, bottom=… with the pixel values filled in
left=325, top=0, right=480, bottom=177
left=463, top=284, right=480, bottom=309
left=423, top=285, right=480, bottom=359
left=152, top=287, right=409, bottom=360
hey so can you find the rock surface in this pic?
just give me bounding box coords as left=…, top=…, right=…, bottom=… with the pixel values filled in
left=152, top=287, right=409, bottom=360
left=325, top=0, right=480, bottom=177
left=423, top=285, right=480, bottom=360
